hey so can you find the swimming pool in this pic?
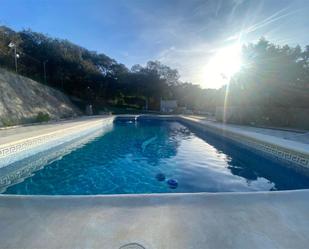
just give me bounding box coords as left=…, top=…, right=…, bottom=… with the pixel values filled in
left=3, top=118, right=309, bottom=194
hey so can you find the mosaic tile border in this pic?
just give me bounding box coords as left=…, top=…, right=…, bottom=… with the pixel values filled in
left=0, top=117, right=114, bottom=169
left=180, top=117, right=309, bottom=171
left=0, top=128, right=110, bottom=193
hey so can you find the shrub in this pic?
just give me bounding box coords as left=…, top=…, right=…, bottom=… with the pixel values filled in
left=36, top=112, right=50, bottom=123
left=0, top=118, right=16, bottom=127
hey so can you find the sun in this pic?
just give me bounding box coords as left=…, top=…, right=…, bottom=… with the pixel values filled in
left=204, top=43, right=242, bottom=89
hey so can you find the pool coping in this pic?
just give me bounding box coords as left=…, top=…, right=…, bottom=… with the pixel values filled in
left=0, top=116, right=114, bottom=167
left=178, top=115, right=309, bottom=171
left=1, top=188, right=308, bottom=198
left=179, top=116, right=309, bottom=155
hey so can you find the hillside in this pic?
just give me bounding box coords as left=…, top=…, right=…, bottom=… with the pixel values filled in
left=0, top=68, right=80, bottom=126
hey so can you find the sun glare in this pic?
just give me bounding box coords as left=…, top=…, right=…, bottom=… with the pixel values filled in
left=204, top=43, right=242, bottom=89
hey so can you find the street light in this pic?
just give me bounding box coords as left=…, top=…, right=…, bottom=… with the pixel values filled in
left=8, top=42, right=18, bottom=73
left=43, top=60, right=48, bottom=84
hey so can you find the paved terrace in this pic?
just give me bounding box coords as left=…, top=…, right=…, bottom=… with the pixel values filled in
left=0, top=116, right=308, bottom=248
left=0, top=191, right=308, bottom=249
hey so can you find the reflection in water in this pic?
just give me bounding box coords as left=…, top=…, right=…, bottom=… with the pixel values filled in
left=184, top=122, right=309, bottom=191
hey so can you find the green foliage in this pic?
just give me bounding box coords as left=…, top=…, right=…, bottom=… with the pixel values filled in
left=225, top=38, right=309, bottom=109
left=0, top=118, right=16, bottom=127
left=0, top=26, right=181, bottom=110
left=36, top=112, right=50, bottom=123
left=215, top=38, right=309, bottom=127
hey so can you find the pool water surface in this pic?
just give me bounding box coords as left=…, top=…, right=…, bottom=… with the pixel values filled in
left=4, top=119, right=309, bottom=194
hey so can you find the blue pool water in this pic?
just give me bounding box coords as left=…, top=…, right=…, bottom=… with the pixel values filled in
left=4, top=119, right=309, bottom=194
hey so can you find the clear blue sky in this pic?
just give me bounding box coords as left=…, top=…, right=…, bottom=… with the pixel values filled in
left=1, top=0, right=308, bottom=88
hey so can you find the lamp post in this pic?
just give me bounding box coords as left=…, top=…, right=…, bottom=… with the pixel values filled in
left=43, top=60, right=48, bottom=84
left=8, top=42, right=18, bottom=73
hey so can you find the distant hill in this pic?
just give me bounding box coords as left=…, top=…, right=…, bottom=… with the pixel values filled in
left=0, top=26, right=182, bottom=111
left=0, top=26, right=127, bottom=104
left=0, top=68, right=80, bottom=126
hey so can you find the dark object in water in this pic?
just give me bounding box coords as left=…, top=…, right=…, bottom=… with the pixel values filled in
left=155, top=173, right=166, bottom=181
left=167, top=178, right=178, bottom=189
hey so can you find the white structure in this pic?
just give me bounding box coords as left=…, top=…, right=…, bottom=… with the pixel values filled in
left=160, top=99, right=177, bottom=113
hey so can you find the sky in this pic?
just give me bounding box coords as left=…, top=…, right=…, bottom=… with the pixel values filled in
left=0, top=0, right=309, bottom=89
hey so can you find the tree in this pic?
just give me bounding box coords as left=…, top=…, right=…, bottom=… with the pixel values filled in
left=225, top=38, right=309, bottom=109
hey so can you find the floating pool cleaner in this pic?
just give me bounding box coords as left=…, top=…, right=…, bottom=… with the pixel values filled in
left=167, top=178, right=178, bottom=189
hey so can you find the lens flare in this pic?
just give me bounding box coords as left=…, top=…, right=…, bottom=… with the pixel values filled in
left=204, top=43, right=242, bottom=89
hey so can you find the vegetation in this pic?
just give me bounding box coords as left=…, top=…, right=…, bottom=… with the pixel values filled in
left=0, top=118, right=16, bottom=127
left=0, top=25, right=223, bottom=113
left=0, top=26, right=308, bottom=127
left=0, top=113, right=51, bottom=127
left=36, top=112, right=50, bottom=123
left=223, top=38, right=309, bottom=126
left=227, top=38, right=309, bottom=109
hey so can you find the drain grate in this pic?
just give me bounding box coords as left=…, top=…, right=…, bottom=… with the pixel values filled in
left=119, top=242, right=146, bottom=249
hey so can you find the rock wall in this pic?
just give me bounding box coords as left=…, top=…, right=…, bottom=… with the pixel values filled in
left=0, top=68, right=81, bottom=126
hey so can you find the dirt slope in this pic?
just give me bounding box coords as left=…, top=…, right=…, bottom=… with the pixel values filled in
left=0, top=68, right=81, bottom=126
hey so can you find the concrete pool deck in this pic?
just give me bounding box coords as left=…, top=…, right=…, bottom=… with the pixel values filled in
left=186, top=115, right=309, bottom=144
left=0, top=116, right=110, bottom=145
left=0, top=115, right=309, bottom=248
left=0, top=190, right=309, bottom=249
